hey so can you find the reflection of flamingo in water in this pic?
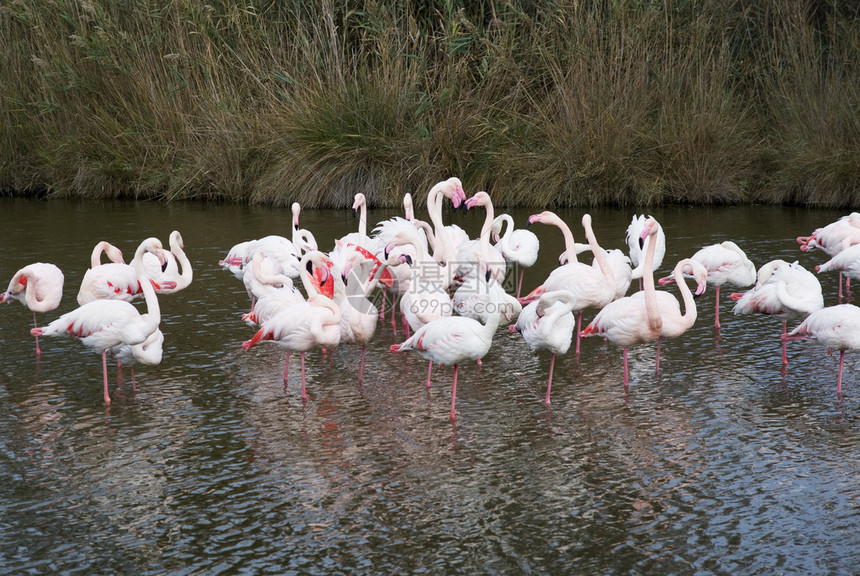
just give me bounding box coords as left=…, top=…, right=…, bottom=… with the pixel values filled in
left=510, top=290, right=577, bottom=406
left=31, top=238, right=165, bottom=405
left=580, top=217, right=662, bottom=391
left=784, top=303, right=860, bottom=394
left=2, top=262, right=65, bottom=356
left=242, top=251, right=341, bottom=399
left=731, top=259, right=823, bottom=365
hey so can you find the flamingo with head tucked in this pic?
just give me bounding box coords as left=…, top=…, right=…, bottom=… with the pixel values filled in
left=688, top=240, right=756, bottom=330
left=784, top=303, right=860, bottom=394
left=2, top=262, right=65, bottom=356
left=731, top=259, right=824, bottom=365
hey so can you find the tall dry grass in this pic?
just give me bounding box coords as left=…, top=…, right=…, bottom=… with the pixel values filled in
left=1, top=1, right=859, bottom=207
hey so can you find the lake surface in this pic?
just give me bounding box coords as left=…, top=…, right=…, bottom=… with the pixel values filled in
left=1, top=197, right=858, bottom=574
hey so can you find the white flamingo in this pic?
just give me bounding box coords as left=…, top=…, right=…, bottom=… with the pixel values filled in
left=688, top=240, right=756, bottom=330
left=580, top=217, right=663, bottom=391
left=510, top=290, right=578, bottom=405
left=650, top=258, right=709, bottom=371
left=731, top=259, right=824, bottom=365
left=784, top=303, right=860, bottom=394
left=2, top=262, right=65, bottom=356
left=627, top=214, right=666, bottom=288
left=491, top=214, right=540, bottom=298
left=242, top=251, right=341, bottom=399
left=390, top=291, right=503, bottom=419
left=521, top=212, right=616, bottom=355
left=32, top=238, right=165, bottom=405
left=142, top=230, right=193, bottom=294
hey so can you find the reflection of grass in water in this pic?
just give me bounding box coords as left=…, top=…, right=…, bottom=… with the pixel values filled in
left=4, top=3, right=860, bottom=207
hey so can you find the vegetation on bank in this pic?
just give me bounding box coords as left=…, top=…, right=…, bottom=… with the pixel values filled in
left=2, top=1, right=860, bottom=208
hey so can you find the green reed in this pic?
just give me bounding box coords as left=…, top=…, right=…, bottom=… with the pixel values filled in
left=2, top=1, right=859, bottom=208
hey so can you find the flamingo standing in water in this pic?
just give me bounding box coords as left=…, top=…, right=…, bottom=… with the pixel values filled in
left=797, top=213, right=860, bottom=299
left=242, top=251, right=341, bottom=399
left=580, top=217, right=663, bottom=391
left=77, top=240, right=174, bottom=305
left=390, top=289, right=503, bottom=419
left=521, top=212, right=616, bottom=355
left=510, top=290, right=578, bottom=405
left=688, top=240, right=756, bottom=330
left=784, top=303, right=860, bottom=394
left=2, top=262, right=65, bottom=356
left=491, top=213, right=540, bottom=298
left=815, top=243, right=860, bottom=301
left=31, top=238, right=166, bottom=405
left=731, top=259, right=824, bottom=365
left=110, top=328, right=164, bottom=391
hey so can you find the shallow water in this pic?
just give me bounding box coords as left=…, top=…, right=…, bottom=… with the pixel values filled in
left=1, top=198, right=858, bottom=574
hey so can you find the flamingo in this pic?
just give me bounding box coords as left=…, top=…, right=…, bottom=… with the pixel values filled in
left=564, top=245, right=633, bottom=301
left=219, top=240, right=254, bottom=280
left=688, top=240, right=756, bottom=330
left=783, top=303, right=860, bottom=394
left=110, top=329, right=164, bottom=391
left=510, top=290, right=578, bottom=405
left=242, top=251, right=341, bottom=399
left=291, top=202, right=318, bottom=254
left=731, top=259, right=824, bottom=365
left=88, top=240, right=125, bottom=267
left=491, top=213, right=539, bottom=298
left=241, top=251, right=304, bottom=325
left=651, top=258, right=709, bottom=372
left=424, top=177, right=468, bottom=269
left=2, top=262, right=65, bottom=356
left=580, top=217, right=663, bottom=391
left=521, top=212, right=616, bottom=355
left=627, top=215, right=666, bottom=288
left=77, top=240, right=174, bottom=305
left=390, top=291, right=503, bottom=419
left=815, top=243, right=860, bottom=301
left=455, top=192, right=506, bottom=285
left=142, top=230, right=193, bottom=294
left=797, top=213, right=860, bottom=299
left=31, top=238, right=165, bottom=405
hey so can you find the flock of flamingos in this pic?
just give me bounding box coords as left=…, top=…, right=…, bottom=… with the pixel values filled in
left=3, top=177, right=860, bottom=417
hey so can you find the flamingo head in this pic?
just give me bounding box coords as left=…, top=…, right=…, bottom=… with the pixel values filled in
left=465, top=191, right=491, bottom=212
left=292, top=202, right=301, bottom=230
left=351, top=193, right=365, bottom=216
left=638, top=217, right=658, bottom=249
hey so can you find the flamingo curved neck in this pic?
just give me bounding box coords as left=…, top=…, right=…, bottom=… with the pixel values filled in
left=642, top=229, right=662, bottom=334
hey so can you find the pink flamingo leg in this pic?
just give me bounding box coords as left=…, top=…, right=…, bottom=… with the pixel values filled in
left=516, top=268, right=525, bottom=299
left=102, top=350, right=111, bottom=405
left=839, top=272, right=844, bottom=302
left=131, top=367, right=137, bottom=392
left=450, top=364, right=459, bottom=419
left=300, top=352, right=307, bottom=399
left=33, top=311, right=41, bottom=356
left=545, top=353, right=556, bottom=405
left=283, top=352, right=290, bottom=392
left=655, top=337, right=662, bottom=374
left=380, top=291, right=386, bottom=320
left=837, top=350, right=845, bottom=395
left=623, top=348, right=630, bottom=392
left=575, top=313, right=582, bottom=355
left=426, top=361, right=433, bottom=389
left=391, top=295, right=398, bottom=336
left=781, top=321, right=789, bottom=365
left=714, top=286, right=721, bottom=329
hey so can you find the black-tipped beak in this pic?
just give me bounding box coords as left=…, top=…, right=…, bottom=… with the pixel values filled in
left=638, top=237, right=645, bottom=250
left=351, top=208, right=357, bottom=217
left=306, top=260, right=314, bottom=275
left=384, top=248, right=391, bottom=260
left=404, top=254, right=413, bottom=266
left=485, top=269, right=491, bottom=282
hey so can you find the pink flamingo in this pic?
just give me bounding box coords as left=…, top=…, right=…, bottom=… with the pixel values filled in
left=815, top=243, right=860, bottom=301
left=520, top=212, right=616, bottom=355
left=2, top=262, right=65, bottom=356
left=510, top=290, right=578, bottom=405
left=783, top=303, right=860, bottom=394
left=797, top=213, right=860, bottom=299
left=390, top=292, right=502, bottom=419
left=731, top=259, right=824, bottom=365
left=688, top=241, right=756, bottom=330
left=142, top=230, right=193, bottom=294
left=626, top=215, right=666, bottom=289
left=77, top=240, right=174, bottom=305
left=88, top=240, right=125, bottom=267
left=491, top=213, right=540, bottom=298
left=580, top=217, right=663, bottom=391
left=110, top=328, right=164, bottom=391
left=242, top=251, right=341, bottom=399
left=31, top=238, right=165, bottom=405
